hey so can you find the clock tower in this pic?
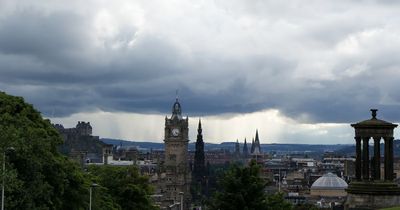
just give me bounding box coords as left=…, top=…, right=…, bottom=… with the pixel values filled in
left=163, top=98, right=191, bottom=208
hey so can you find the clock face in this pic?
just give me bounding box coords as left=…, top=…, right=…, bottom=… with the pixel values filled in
left=172, top=128, right=180, bottom=136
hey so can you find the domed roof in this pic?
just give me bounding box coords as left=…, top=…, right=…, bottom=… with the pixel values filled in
left=351, top=109, right=397, bottom=128
left=311, top=173, right=348, bottom=190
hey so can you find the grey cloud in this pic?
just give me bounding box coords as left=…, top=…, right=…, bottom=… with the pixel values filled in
left=0, top=9, right=90, bottom=66
left=1, top=0, right=400, bottom=124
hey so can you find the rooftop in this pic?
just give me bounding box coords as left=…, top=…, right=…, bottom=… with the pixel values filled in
left=311, top=173, right=348, bottom=190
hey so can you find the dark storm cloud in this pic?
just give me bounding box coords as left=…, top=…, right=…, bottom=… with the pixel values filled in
left=1, top=0, right=400, bottom=123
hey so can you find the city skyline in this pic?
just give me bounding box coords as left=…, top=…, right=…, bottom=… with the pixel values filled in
left=50, top=103, right=376, bottom=144
left=2, top=1, right=400, bottom=143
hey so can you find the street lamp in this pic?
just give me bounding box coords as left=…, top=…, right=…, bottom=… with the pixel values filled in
left=89, top=183, right=99, bottom=210
left=2, top=147, right=14, bottom=210
left=179, top=192, right=184, bottom=210
left=278, top=168, right=281, bottom=193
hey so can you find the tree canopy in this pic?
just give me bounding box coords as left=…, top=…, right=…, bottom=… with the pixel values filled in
left=0, top=91, right=89, bottom=209
left=209, top=160, right=292, bottom=210
left=87, top=165, right=158, bottom=210
left=0, top=91, right=158, bottom=210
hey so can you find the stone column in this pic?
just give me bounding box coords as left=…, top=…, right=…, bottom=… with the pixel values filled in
left=362, top=137, right=370, bottom=180
left=373, top=136, right=381, bottom=180
left=389, top=138, right=394, bottom=180
left=384, top=137, right=394, bottom=181
left=384, top=137, right=389, bottom=180
left=355, top=137, right=362, bottom=181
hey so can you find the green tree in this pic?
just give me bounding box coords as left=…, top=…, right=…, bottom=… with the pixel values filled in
left=292, top=203, right=318, bottom=210
left=209, top=160, right=292, bottom=210
left=0, top=92, right=159, bottom=210
left=87, top=165, right=158, bottom=210
left=0, top=91, right=90, bottom=209
left=265, top=193, right=292, bottom=210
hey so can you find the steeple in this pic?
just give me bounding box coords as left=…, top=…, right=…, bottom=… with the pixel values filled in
left=243, top=138, right=249, bottom=158
left=255, top=129, right=261, bottom=150
left=198, top=118, right=202, bottom=133
left=196, top=118, right=203, bottom=143
left=251, top=138, right=255, bottom=153
left=193, top=118, right=205, bottom=181
left=235, top=139, right=240, bottom=157
left=255, top=129, right=259, bottom=143
left=252, top=129, right=261, bottom=155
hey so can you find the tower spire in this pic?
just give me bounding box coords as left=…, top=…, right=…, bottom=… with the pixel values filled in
left=198, top=118, right=202, bottom=133
left=194, top=118, right=206, bottom=182
left=255, top=129, right=259, bottom=142
left=253, top=129, right=261, bottom=154
left=243, top=138, right=248, bottom=158
left=235, top=139, right=240, bottom=157
left=251, top=138, right=255, bottom=153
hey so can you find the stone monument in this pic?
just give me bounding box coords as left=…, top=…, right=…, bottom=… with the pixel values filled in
left=346, top=109, right=400, bottom=209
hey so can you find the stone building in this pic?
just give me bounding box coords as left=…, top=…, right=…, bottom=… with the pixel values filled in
left=162, top=98, right=191, bottom=209
left=55, top=121, right=113, bottom=165
left=114, top=145, right=139, bottom=162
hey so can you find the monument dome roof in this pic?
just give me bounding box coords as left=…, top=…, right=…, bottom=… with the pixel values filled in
left=311, top=173, right=348, bottom=190
left=351, top=109, right=397, bottom=128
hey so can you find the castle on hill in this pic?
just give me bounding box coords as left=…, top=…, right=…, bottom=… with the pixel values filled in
left=54, top=121, right=113, bottom=165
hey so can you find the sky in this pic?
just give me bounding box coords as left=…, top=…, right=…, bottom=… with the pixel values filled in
left=1, top=0, right=400, bottom=144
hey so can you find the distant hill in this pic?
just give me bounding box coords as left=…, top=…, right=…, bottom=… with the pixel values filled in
left=101, top=138, right=352, bottom=154
left=101, top=138, right=221, bottom=151
left=335, top=139, right=400, bottom=157
left=101, top=138, right=164, bottom=150
left=101, top=138, right=400, bottom=159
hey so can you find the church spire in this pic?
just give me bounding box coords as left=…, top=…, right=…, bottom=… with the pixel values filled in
left=243, top=138, right=248, bottom=158
left=255, top=129, right=259, bottom=143
left=196, top=118, right=203, bottom=142
left=252, top=129, right=261, bottom=155
left=235, top=139, right=240, bottom=157
left=198, top=118, right=202, bottom=133
left=251, top=138, right=255, bottom=153
left=194, top=118, right=205, bottom=181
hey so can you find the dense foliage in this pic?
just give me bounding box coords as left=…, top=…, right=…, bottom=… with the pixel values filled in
left=209, top=160, right=292, bottom=210
left=0, top=92, right=89, bottom=209
left=0, top=92, right=157, bottom=210
left=292, top=203, right=319, bottom=210
left=87, top=165, right=158, bottom=210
